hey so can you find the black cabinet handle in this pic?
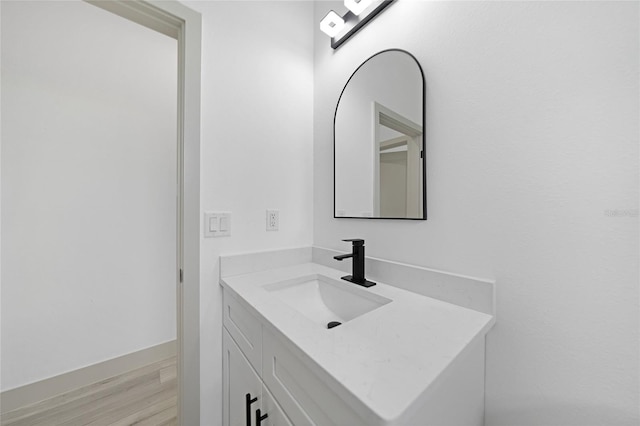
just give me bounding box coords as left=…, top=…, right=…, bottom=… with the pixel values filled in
left=245, top=393, right=258, bottom=426
left=256, top=408, right=268, bottom=425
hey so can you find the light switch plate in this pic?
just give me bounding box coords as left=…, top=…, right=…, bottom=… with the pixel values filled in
left=204, top=212, right=231, bottom=237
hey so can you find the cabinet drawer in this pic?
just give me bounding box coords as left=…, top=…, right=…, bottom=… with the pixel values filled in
left=224, top=289, right=262, bottom=374
left=262, top=328, right=366, bottom=426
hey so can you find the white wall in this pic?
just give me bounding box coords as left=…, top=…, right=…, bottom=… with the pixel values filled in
left=314, top=1, right=639, bottom=425
left=182, top=2, right=315, bottom=424
left=1, top=1, right=177, bottom=390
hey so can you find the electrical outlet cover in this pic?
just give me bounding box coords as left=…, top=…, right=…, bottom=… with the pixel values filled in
left=266, top=210, right=279, bottom=231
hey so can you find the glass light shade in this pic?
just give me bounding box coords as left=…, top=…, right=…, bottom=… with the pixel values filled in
left=320, top=10, right=345, bottom=38
left=344, top=0, right=373, bottom=16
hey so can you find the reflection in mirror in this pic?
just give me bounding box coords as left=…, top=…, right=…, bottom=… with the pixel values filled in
left=334, top=49, right=425, bottom=219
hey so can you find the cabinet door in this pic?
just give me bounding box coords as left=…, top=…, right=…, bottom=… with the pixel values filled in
left=259, top=385, right=293, bottom=426
left=223, top=329, right=262, bottom=426
left=262, top=328, right=366, bottom=426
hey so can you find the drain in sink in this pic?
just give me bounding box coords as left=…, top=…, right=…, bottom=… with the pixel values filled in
left=327, top=321, right=342, bottom=329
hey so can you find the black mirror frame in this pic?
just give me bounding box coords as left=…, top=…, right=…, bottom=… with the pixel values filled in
left=333, top=48, right=427, bottom=220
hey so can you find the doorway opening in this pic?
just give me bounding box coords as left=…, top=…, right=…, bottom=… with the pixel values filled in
left=0, top=1, right=201, bottom=424
left=373, top=102, right=423, bottom=218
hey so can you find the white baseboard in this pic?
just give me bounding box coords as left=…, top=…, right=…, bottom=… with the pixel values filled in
left=0, top=340, right=176, bottom=414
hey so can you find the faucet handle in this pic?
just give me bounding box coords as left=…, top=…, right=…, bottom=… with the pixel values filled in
left=342, top=238, right=364, bottom=246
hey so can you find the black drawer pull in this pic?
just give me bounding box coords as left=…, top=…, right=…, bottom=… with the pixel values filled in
left=245, top=393, right=258, bottom=426
left=256, top=408, right=268, bottom=425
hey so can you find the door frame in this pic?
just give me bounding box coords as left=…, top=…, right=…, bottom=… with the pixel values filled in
left=372, top=102, right=423, bottom=217
left=85, top=1, right=201, bottom=424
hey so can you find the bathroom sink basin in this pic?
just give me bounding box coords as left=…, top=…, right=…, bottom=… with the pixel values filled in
left=263, top=274, right=391, bottom=328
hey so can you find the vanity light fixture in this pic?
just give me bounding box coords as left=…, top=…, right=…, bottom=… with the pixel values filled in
left=320, top=0, right=395, bottom=49
left=320, top=10, right=345, bottom=38
left=344, top=0, right=373, bottom=16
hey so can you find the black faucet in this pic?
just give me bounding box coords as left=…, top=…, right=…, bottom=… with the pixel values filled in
left=333, top=239, right=376, bottom=287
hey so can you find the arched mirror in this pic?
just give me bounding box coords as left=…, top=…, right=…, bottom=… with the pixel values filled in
left=334, top=49, right=425, bottom=220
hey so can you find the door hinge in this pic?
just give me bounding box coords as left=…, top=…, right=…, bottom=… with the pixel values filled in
left=420, top=150, right=424, bottom=158
left=179, top=268, right=183, bottom=283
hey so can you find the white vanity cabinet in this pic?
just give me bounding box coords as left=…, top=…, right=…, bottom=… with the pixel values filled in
left=222, top=290, right=292, bottom=426
left=222, top=329, right=262, bottom=426
left=261, top=327, right=366, bottom=426
left=222, top=289, right=366, bottom=426
left=221, top=261, right=494, bottom=426
left=222, top=329, right=291, bottom=426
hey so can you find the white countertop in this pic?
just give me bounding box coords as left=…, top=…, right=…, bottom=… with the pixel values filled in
left=221, top=262, right=495, bottom=423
